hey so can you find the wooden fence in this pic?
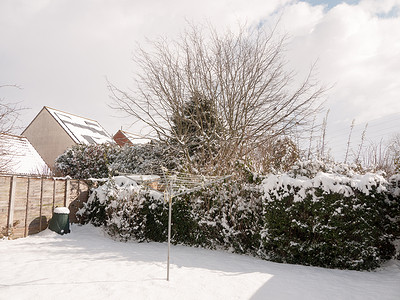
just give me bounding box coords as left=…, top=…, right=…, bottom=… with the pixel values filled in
left=0, top=174, right=89, bottom=239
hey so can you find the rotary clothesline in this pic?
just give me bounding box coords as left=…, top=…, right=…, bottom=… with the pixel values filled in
left=125, top=169, right=231, bottom=281
left=160, top=169, right=231, bottom=281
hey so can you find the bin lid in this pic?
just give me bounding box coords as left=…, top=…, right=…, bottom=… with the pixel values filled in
left=54, top=207, right=70, bottom=214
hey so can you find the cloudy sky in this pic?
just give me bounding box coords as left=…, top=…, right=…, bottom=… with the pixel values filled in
left=1, top=0, right=400, bottom=160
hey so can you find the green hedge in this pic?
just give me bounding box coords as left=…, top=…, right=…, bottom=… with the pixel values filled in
left=260, top=186, right=398, bottom=270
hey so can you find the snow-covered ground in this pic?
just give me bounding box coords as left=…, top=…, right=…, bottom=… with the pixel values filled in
left=1, top=225, right=399, bottom=300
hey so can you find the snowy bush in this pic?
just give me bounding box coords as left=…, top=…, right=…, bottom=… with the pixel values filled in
left=78, top=176, right=167, bottom=241
left=111, top=142, right=183, bottom=175
left=175, top=181, right=263, bottom=253
left=55, top=141, right=182, bottom=179
left=78, top=160, right=399, bottom=270
left=388, top=174, right=400, bottom=259
left=79, top=177, right=263, bottom=252
left=55, top=143, right=121, bottom=179
left=260, top=161, right=399, bottom=270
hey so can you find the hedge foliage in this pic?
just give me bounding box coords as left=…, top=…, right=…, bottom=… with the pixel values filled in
left=79, top=162, right=400, bottom=271
left=79, top=177, right=263, bottom=253
left=261, top=183, right=397, bottom=270
left=55, top=142, right=182, bottom=179
left=55, top=143, right=120, bottom=179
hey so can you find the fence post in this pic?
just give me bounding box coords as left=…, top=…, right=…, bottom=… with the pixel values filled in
left=24, top=178, right=30, bottom=237
left=7, top=175, right=17, bottom=236
left=39, top=177, right=44, bottom=231
left=77, top=180, right=81, bottom=203
left=52, top=178, right=56, bottom=212
left=64, top=179, right=70, bottom=207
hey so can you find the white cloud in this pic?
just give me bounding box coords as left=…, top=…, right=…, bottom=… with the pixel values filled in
left=274, top=0, right=400, bottom=159
left=279, top=1, right=400, bottom=124
left=1, top=0, right=399, bottom=155
left=360, top=0, right=400, bottom=15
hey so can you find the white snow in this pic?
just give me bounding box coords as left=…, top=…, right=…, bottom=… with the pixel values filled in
left=0, top=224, right=399, bottom=300
left=262, top=171, right=387, bottom=202
left=53, top=207, right=70, bottom=214
left=0, top=133, right=50, bottom=175
left=124, top=174, right=161, bottom=183
left=112, top=175, right=139, bottom=187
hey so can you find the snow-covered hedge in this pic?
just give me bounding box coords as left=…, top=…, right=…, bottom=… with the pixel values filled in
left=175, top=181, right=263, bottom=253
left=111, top=143, right=182, bottom=175
left=78, top=177, right=165, bottom=241
left=79, top=177, right=263, bottom=253
left=55, top=144, right=121, bottom=179
left=260, top=161, right=399, bottom=270
left=55, top=142, right=182, bottom=179
left=78, top=161, right=400, bottom=270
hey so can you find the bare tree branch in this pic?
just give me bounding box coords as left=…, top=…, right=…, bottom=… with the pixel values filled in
left=109, top=23, right=326, bottom=174
left=0, top=84, right=27, bottom=172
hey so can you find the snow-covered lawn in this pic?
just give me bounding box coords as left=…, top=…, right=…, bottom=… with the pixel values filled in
left=1, top=225, right=399, bottom=300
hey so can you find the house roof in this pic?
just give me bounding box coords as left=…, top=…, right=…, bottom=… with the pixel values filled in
left=0, top=133, right=50, bottom=175
left=44, top=107, right=113, bottom=144
left=114, top=130, right=150, bottom=145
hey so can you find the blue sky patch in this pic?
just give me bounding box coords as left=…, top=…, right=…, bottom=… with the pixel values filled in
left=301, top=0, right=360, bottom=10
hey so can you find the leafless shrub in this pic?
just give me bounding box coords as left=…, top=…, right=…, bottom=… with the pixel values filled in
left=359, top=134, right=400, bottom=177
left=255, top=136, right=300, bottom=173
left=354, top=123, right=368, bottom=165
left=344, top=119, right=355, bottom=164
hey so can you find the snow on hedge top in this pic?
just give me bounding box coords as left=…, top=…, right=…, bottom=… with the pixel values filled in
left=124, top=174, right=160, bottom=184
left=83, top=176, right=163, bottom=212
left=0, top=133, right=50, bottom=175
left=99, top=176, right=140, bottom=204
left=46, top=107, right=113, bottom=145
left=262, top=161, right=388, bottom=202
left=113, top=176, right=140, bottom=188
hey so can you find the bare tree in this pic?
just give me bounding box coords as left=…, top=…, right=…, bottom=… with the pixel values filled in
left=0, top=84, right=24, bottom=134
left=109, top=23, right=325, bottom=174
left=0, top=84, right=25, bottom=173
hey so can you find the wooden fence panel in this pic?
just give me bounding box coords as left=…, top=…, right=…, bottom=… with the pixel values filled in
left=11, top=177, right=29, bottom=238
left=41, top=179, right=54, bottom=232
left=68, top=180, right=88, bottom=223
left=26, top=178, right=42, bottom=236
left=0, top=174, right=89, bottom=239
left=54, top=180, right=65, bottom=209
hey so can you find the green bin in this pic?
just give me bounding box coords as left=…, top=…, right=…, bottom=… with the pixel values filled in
left=49, top=207, right=70, bottom=235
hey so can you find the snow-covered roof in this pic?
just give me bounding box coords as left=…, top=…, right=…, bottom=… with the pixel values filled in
left=118, top=130, right=151, bottom=145
left=45, top=107, right=113, bottom=144
left=0, top=133, right=50, bottom=175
